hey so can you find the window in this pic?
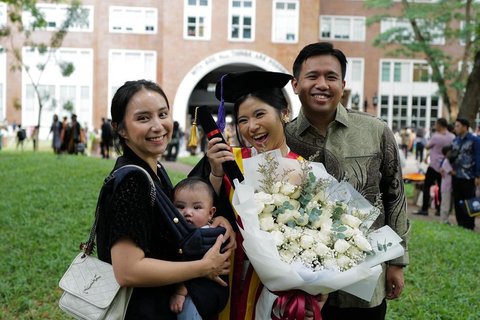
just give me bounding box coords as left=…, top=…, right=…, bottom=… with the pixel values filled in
left=393, top=62, right=409, bottom=82
left=184, top=0, right=211, bottom=40
left=21, top=47, right=93, bottom=129
left=229, top=0, right=255, bottom=41
left=272, top=0, right=299, bottom=43
left=0, top=3, right=6, bottom=28
left=392, top=95, right=409, bottom=129
left=320, top=16, right=366, bottom=42
left=108, top=50, right=157, bottom=108
left=459, top=21, right=476, bottom=46
left=23, top=3, right=94, bottom=32
left=381, top=61, right=391, bottom=82
left=413, top=63, right=430, bottom=82
left=109, top=6, right=157, bottom=34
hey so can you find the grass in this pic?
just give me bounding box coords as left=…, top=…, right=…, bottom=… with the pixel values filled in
left=1, top=151, right=479, bottom=319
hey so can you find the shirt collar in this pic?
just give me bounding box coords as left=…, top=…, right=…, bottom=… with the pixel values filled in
left=296, top=103, right=349, bottom=134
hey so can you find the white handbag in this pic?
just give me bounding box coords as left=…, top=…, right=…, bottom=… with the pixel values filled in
left=59, top=253, right=133, bottom=320
left=58, top=165, right=154, bottom=319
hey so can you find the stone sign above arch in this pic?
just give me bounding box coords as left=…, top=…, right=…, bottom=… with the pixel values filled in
left=172, top=49, right=300, bottom=131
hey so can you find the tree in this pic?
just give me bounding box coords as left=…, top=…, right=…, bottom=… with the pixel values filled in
left=365, top=0, right=479, bottom=122
left=0, top=0, right=87, bottom=149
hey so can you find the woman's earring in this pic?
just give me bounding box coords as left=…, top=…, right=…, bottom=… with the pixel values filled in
left=282, top=114, right=290, bottom=124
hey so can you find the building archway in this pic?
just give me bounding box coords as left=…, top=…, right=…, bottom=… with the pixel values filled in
left=172, top=49, right=300, bottom=132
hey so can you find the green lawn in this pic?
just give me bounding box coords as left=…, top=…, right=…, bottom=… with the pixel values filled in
left=1, top=151, right=479, bottom=319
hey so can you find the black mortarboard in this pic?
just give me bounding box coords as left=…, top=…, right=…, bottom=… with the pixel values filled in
left=214, top=71, right=293, bottom=131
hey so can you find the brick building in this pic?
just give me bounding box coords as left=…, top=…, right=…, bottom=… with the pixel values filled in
left=0, top=0, right=468, bottom=137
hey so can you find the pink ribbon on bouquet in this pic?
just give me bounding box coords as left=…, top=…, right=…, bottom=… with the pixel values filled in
left=271, top=290, right=322, bottom=320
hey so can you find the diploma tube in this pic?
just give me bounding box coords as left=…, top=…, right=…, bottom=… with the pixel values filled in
left=196, top=106, right=244, bottom=187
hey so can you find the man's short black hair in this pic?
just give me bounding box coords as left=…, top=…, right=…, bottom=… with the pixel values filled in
left=292, top=42, right=347, bottom=80
left=456, top=117, right=470, bottom=128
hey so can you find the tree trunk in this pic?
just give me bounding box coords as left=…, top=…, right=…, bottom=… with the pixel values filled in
left=457, top=51, right=480, bottom=127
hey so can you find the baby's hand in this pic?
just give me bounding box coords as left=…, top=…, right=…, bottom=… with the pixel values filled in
left=169, top=293, right=186, bottom=314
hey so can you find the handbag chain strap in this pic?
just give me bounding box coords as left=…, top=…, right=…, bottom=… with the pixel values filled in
left=80, top=165, right=156, bottom=256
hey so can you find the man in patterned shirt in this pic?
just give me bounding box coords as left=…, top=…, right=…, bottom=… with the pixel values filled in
left=285, top=42, right=410, bottom=320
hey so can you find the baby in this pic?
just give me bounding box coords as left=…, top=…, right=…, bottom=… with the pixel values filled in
left=170, top=177, right=228, bottom=319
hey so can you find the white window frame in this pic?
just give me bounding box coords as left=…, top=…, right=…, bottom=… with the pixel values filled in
left=228, top=0, right=255, bottom=42
left=109, top=6, right=158, bottom=34
left=183, top=0, right=212, bottom=40
left=345, top=58, right=365, bottom=110
left=23, top=3, right=94, bottom=32
left=21, top=47, right=93, bottom=135
left=0, top=3, right=6, bottom=28
left=272, top=0, right=299, bottom=43
left=107, top=49, right=157, bottom=108
left=320, top=15, right=366, bottom=42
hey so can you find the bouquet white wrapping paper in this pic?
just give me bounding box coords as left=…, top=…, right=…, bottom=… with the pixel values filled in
left=231, top=150, right=405, bottom=316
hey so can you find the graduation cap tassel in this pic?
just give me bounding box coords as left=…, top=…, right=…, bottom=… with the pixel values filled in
left=216, top=74, right=227, bottom=133
left=188, top=107, right=199, bottom=148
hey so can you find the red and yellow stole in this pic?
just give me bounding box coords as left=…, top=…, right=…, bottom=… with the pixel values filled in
left=217, top=147, right=302, bottom=320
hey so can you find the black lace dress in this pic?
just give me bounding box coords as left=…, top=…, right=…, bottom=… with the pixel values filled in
left=96, top=146, right=179, bottom=319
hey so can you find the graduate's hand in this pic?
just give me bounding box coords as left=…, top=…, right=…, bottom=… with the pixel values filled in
left=206, top=137, right=234, bottom=177
left=386, top=265, right=404, bottom=299
left=203, top=234, right=231, bottom=286
left=211, top=216, right=237, bottom=251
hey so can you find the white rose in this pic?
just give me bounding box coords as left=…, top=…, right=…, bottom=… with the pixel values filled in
left=290, top=187, right=301, bottom=199
left=336, top=254, right=353, bottom=270
left=353, top=234, right=372, bottom=252
left=273, top=193, right=290, bottom=206
left=288, top=242, right=302, bottom=255
left=315, top=230, right=331, bottom=245
left=280, top=182, right=297, bottom=196
left=300, top=234, right=315, bottom=249
left=254, top=191, right=274, bottom=204
left=294, top=214, right=309, bottom=226
left=311, top=190, right=327, bottom=203
left=300, top=249, right=317, bottom=264
left=346, top=246, right=364, bottom=260
left=262, top=204, right=276, bottom=214
left=279, top=249, right=295, bottom=263
left=341, top=214, right=362, bottom=229
left=314, top=242, right=330, bottom=257
left=289, top=199, right=301, bottom=210
left=334, top=238, right=351, bottom=254
left=259, top=216, right=275, bottom=231
left=277, top=210, right=295, bottom=224
left=270, top=230, right=285, bottom=247
left=342, top=225, right=355, bottom=238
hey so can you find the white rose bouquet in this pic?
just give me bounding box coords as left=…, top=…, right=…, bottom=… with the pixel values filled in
left=232, top=150, right=405, bottom=319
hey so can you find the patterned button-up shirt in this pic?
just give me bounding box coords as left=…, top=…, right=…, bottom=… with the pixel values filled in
left=451, top=132, right=480, bottom=180
left=285, top=104, right=410, bottom=308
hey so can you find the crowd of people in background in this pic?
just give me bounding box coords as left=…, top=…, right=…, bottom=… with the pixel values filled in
left=396, top=118, right=480, bottom=231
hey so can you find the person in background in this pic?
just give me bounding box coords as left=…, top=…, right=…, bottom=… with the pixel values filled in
left=16, top=124, right=26, bottom=151
left=170, top=177, right=229, bottom=319
left=414, top=118, right=455, bottom=216
left=439, top=145, right=453, bottom=224
left=285, top=41, right=409, bottom=320
left=50, top=114, right=63, bottom=154
left=165, top=121, right=181, bottom=161
left=450, top=118, right=480, bottom=230
left=31, top=125, right=39, bottom=151
left=414, top=127, right=427, bottom=163
left=100, top=117, right=113, bottom=159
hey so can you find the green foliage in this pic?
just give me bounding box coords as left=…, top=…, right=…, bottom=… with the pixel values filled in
left=0, top=152, right=187, bottom=319
left=1, top=152, right=480, bottom=318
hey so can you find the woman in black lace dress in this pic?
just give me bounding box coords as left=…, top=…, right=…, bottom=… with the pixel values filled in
left=96, top=80, right=234, bottom=319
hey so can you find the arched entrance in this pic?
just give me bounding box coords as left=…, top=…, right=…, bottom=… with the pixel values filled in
left=172, top=49, right=300, bottom=132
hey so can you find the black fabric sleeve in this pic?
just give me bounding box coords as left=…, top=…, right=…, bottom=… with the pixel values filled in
left=108, top=171, right=153, bottom=254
